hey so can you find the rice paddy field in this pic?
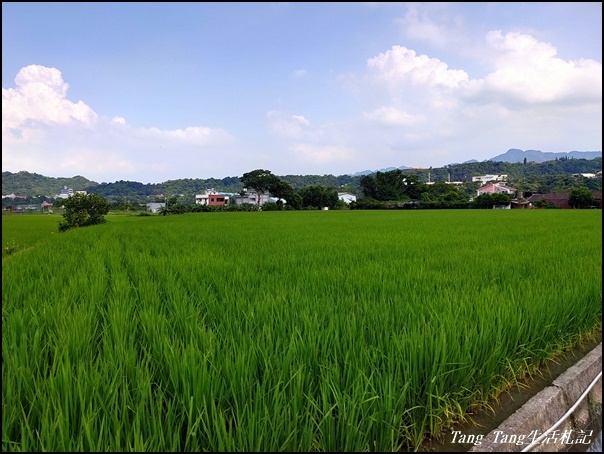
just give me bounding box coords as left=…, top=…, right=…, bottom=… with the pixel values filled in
left=2, top=209, right=602, bottom=452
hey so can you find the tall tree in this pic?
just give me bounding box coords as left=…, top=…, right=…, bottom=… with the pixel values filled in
left=268, top=178, right=295, bottom=209
left=568, top=186, right=596, bottom=208
left=240, top=169, right=277, bottom=207
left=240, top=169, right=296, bottom=208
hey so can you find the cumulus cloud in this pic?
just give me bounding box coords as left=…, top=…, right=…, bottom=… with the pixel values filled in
left=395, top=5, right=455, bottom=49
left=290, top=143, right=359, bottom=166
left=346, top=27, right=601, bottom=167
left=2, top=65, right=98, bottom=130
left=363, top=106, right=423, bottom=126
left=367, top=45, right=469, bottom=89
left=2, top=65, right=237, bottom=183
left=462, top=31, right=602, bottom=105
left=267, top=110, right=314, bottom=138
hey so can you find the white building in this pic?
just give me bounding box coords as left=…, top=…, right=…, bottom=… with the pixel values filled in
left=338, top=192, right=357, bottom=204
left=472, top=174, right=508, bottom=184
left=55, top=186, right=74, bottom=199
left=232, top=190, right=270, bottom=206
left=146, top=202, right=166, bottom=213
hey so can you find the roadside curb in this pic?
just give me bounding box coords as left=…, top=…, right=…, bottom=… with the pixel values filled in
left=469, top=343, right=602, bottom=452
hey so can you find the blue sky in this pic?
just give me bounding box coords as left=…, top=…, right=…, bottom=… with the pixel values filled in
left=2, top=2, right=602, bottom=184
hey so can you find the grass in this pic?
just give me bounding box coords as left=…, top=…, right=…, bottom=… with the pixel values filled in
left=2, top=209, right=602, bottom=451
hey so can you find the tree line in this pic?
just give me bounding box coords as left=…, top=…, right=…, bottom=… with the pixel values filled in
left=54, top=169, right=600, bottom=234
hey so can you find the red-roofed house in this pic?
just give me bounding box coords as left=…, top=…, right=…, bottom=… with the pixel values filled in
left=529, top=191, right=603, bottom=209
left=528, top=192, right=570, bottom=209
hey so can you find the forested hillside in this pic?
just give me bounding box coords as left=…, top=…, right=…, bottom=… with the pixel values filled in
left=2, top=171, right=98, bottom=197
left=3, top=157, right=601, bottom=201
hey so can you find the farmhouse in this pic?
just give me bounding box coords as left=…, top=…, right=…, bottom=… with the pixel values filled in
left=195, top=189, right=229, bottom=206
left=476, top=183, right=516, bottom=196
left=40, top=201, right=53, bottom=213
left=232, top=190, right=270, bottom=206
left=528, top=191, right=602, bottom=209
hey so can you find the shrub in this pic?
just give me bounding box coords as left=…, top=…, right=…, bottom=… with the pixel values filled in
left=59, top=193, right=110, bottom=231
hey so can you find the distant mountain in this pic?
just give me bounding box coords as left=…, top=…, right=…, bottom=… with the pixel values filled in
left=489, top=149, right=602, bottom=163
left=2, top=171, right=98, bottom=197
left=352, top=165, right=411, bottom=176
left=352, top=150, right=601, bottom=176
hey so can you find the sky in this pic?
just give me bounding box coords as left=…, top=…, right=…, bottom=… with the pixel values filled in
left=2, top=2, right=602, bottom=184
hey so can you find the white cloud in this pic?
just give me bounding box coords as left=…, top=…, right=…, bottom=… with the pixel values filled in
left=2, top=65, right=237, bottom=183
left=396, top=6, right=449, bottom=48
left=267, top=110, right=314, bottom=138
left=363, top=106, right=423, bottom=126
left=290, top=143, right=359, bottom=166
left=2, top=65, right=98, bottom=130
left=367, top=45, right=469, bottom=89
left=462, top=31, right=602, bottom=105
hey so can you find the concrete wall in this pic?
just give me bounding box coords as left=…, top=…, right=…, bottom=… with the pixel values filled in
left=469, top=343, right=602, bottom=452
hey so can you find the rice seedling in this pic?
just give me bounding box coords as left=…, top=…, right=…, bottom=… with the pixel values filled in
left=2, top=210, right=601, bottom=451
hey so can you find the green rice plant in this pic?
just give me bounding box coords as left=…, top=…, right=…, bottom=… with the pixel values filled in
left=2, top=210, right=601, bottom=452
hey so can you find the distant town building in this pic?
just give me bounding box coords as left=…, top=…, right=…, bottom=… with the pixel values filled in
left=2, top=193, right=27, bottom=200
left=472, top=174, right=508, bottom=184
left=477, top=183, right=516, bottom=196
left=146, top=202, right=166, bottom=213
left=195, top=189, right=229, bottom=206
left=338, top=192, right=357, bottom=204
left=41, top=201, right=54, bottom=213
left=232, top=190, right=270, bottom=206
left=55, top=186, right=74, bottom=199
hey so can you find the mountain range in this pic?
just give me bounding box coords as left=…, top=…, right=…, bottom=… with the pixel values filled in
left=352, top=149, right=602, bottom=176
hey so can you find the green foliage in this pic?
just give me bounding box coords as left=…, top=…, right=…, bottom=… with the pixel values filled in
left=190, top=203, right=260, bottom=213
left=240, top=169, right=277, bottom=200
left=297, top=185, right=339, bottom=209
left=59, top=193, right=110, bottom=231
left=472, top=193, right=512, bottom=209
left=360, top=170, right=472, bottom=206
left=268, top=178, right=295, bottom=209
left=569, top=186, right=597, bottom=209
left=240, top=169, right=298, bottom=209
left=360, top=170, right=426, bottom=201
left=533, top=199, right=554, bottom=209
left=2, top=238, right=20, bottom=258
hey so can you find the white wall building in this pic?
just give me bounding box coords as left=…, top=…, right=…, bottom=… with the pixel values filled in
left=55, top=186, right=74, bottom=199
left=233, top=190, right=270, bottom=206
left=338, top=192, right=357, bottom=204
left=472, top=174, right=508, bottom=184
left=146, top=202, right=165, bottom=213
